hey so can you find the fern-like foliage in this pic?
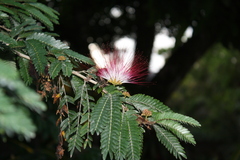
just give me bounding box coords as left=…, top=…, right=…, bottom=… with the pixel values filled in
left=124, top=111, right=143, bottom=160
left=0, top=59, right=46, bottom=140
left=127, top=94, right=172, bottom=112
left=153, top=124, right=187, bottom=160
left=0, top=1, right=201, bottom=160
left=17, top=57, right=33, bottom=85
left=58, top=76, right=94, bottom=158
left=25, top=39, right=47, bottom=74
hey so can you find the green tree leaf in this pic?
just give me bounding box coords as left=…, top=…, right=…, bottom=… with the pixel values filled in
left=127, top=94, right=172, bottom=112
left=115, top=111, right=129, bottom=160
left=0, top=32, right=17, bottom=45
left=64, top=49, right=95, bottom=65
left=0, top=5, right=15, bottom=15
left=90, top=93, right=121, bottom=135
left=23, top=4, right=54, bottom=30
left=153, top=112, right=201, bottom=127
left=0, top=59, right=46, bottom=139
left=157, top=120, right=196, bottom=145
left=26, top=2, right=59, bottom=23
left=125, top=111, right=143, bottom=160
left=61, top=61, right=73, bottom=77
left=18, top=57, right=33, bottom=85
left=100, top=93, right=121, bottom=160
left=0, top=90, right=36, bottom=140
left=153, top=124, right=187, bottom=160
left=0, top=0, right=24, bottom=9
left=49, top=59, right=62, bottom=79
left=25, top=39, right=47, bottom=74
left=67, top=110, right=84, bottom=157
left=70, top=75, right=85, bottom=101
left=27, top=32, right=69, bottom=49
left=9, top=19, right=35, bottom=38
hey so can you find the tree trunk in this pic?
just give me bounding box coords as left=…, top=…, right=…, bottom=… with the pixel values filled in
left=145, top=32, right=217, bottom=102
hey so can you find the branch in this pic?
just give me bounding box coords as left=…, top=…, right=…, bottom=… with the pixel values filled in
left=72, top=71, right=97, bottom=85
left=14, top=50, right=31, bottom=60
left=0, top=25, right=11, bottom=32
left=14, top=50, right=98, bottom=85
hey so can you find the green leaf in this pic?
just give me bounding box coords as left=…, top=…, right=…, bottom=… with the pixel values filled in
left=153, top=124, right=187, bottom=160
left=90, top=93, right=121, bottom=135
left=10, top=41, right=25, bottom=49
left=0, top=0, right=24, bottom=9
left=58, top=96, right=72, bottom=109
left=61, top=61, right=73, bottom=77
left=67, top=110, right=84, bottom=157
left=0, top=5, right=14, bottom=15
left=18, top=57, right=33, bottom=85
left=0, top=59, right=46, bottom=140
left=127, top=94, right=172, bottom=112
left=0, top=32, right=17, bottom=45
left=25, top=39, right=47, bottom=74
left=100, top=93, right=122, bottom=160
left=70, top=75, right=84, bottom=101
left=157, top=120, right=196, bottom=145
left=27, top=2, right=59, bottom=21
left=9, top=19, right=35, bottom=37
left=23, top=5, right=54, bottom=30
left=27, top=32, right=69, bottom=49
left=49, top=59, right=62, bottom=79
left=60, top=118, right=69, bottom=133
left=17, top=81, right=46, bottom=113
left=64, top=49, right=94, bottom=65
left=0, top=91, right=36, bottom=140
left=115, top=111, right=128, bottom=160
left=23, top=25, right=45, bottom=32
left=125, top=111, right=143, bottom=160
left=68, top=126, right=84, bottom=157
left=153, top=112, right=201, bottom=127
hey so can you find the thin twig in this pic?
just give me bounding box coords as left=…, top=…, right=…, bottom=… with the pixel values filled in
left=0, top=25, right=11, bottom=32
left=15, top=50, right=98, bottom=85
left=72, top=71, right=97, bottom=84
left=14, top=50, right=31, bottom=60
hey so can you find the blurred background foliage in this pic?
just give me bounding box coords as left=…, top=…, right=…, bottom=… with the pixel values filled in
left=1, top=0, right=240, bottom=159
left=167, top=44, right=240, bottom=160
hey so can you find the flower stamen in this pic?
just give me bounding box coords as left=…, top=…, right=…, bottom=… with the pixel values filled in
left=89, top=43, right=148, bottom=85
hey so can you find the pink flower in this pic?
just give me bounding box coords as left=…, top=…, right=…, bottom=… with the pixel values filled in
left=89, top=43, right=147, bottom=85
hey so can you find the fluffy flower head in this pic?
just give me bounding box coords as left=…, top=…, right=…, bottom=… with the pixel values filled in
left=89, top=43, right=147, bottom=85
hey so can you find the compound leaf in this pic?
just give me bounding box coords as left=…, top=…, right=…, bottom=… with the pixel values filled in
left=100, top=93, right=121, bottom=160
left=61, top=61, right=73, bottom=77
left=49, top=59, right=62, bottom=79
left=24, top=4, right=54, bottom=30
left=153, top=124, right=187, bottom=160
left=18, top=57, right=32, bottom=85
left=27, top=2, right=59, bottom=22
left=64, top=49, right=94, bottom=65
left=0, top=32, right=17, bottom=45
left=27, top=32, right=69, bottom=49
left=153, top=112, right=201, bottom=127
left=125, top=111, right=143, bottom=160
left=157, top=120, right=196, bottom=145
left=25, top=39, right=47, bottom=74
left=127, top=94, right=172, bottom=112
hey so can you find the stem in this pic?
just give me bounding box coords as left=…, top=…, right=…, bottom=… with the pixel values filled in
left=14, top=50, right=31, bottom=60
left=14, top=50, right=98, bottom=85
left=0, top=25, right=11, bottom=32
left=72, top=71, right=97, bottom=85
